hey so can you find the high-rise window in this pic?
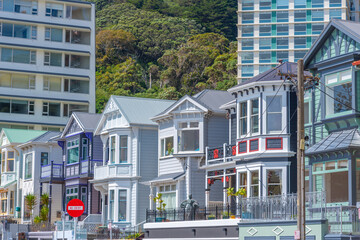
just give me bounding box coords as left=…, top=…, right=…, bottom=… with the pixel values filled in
left=259, top=25, right=271, bottom=36
left=242, top=25, right=254, bottom=37
left=294, top=24, right=306, bottom=35
left=64, top=79, right=89, bottom=94
left=65, top=30, right=90, bottom=45
left=329, top=9, right=342, bottom=19
left=294, top=0, right=306, bottom=8
left=0, top=99, right=34, bottom=115
left=312, top=0, right=323, bottom=7
left=1, top=48, right=36, bottom=64
left=259, top=51, right=271, bottom=63
left=2, top=0, right=38, bottom=15
left=43, top=77, right=61, bottom=91
left=242, top=13, right=254, bottom=23
left=294, top=37, right=306, bottom=48
left=241, top=52, right=253, bottom=63
left=63, top=104, right=88, bottom=117
left=259, top=65, right=271, bottom=73
left=42, top=102, right=61, bottom=116
left=45, top=27, right=62, bottom=42
left=277, top=51, right=288, bottom=62
left=276, top=38, right=288, bottom=49
left=276, top=25, right=288, bottom=35
left=312, top=23, right=324, bottom=34
left=45, top=2, right=63, bottom=17
left=44, top=52, right=62, bottom=67
left=277, top=0, right=288, bottom=9
left=294, top=10, right=306, bottom=22
left=329, top=0, right=341, bottom=7
left=312, top=10, right=324, bottom=21
left=0, top=22, right=37, bottom=39
left=0, top=73, right=35, bottom=89
left=259, top=0, right=271, bottom=9
left=64, top=54, right=90, bottom=69
left=241, top=65, right=254, bottom=77
left=66, top=5, right=91, bottom=21
left=259, top=38, right=271, bottom=49
left=276, top=11, right=288, bottom=22
left=242, top=0, right=254, bottom=10
left=294, top=51, right=307, bottom=61
left=242, top=39, right=254, bottom=50
left=259, top=12, right=271, bottom=23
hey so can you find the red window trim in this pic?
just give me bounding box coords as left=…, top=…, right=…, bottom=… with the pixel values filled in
left=249, top=138, right=259, bottom=152
left=265, top=137, right=283, bottom=150
left=238, top=141, right=247, bottom=154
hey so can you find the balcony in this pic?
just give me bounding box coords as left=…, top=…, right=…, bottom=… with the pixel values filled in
left=206, top=144, right=236, bottom=165
left=94, top=164, right=132, bottom=181
left=0, top=172, right=16, bottom=188
left=65, top=159, right=103, bottom=179
left=40, top=163, right=64, bottom=183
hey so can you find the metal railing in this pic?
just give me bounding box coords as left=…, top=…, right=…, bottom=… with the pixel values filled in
left=206, top=143, right=236, bottom=165
left=327, top=205, right=360, bottom=234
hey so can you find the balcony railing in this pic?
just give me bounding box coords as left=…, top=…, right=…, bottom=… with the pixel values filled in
left=0, top=172, right=16, bottom=187
left=206, top=143, right=236, bottom=165
left=80, top=159, right=103, bottom=175
left=94, top=164, right=132, bottom=180
left=40, top=163, right=63, bottom=180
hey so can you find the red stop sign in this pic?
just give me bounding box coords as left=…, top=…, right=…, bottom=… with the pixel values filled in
left=66, top=199, right=85, bottom=218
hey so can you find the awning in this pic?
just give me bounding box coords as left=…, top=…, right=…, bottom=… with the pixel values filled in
left=142, top=172, right=186, bottom=185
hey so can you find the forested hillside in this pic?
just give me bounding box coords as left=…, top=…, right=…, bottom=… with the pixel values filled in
left=94, top=0, right=238, bottom=112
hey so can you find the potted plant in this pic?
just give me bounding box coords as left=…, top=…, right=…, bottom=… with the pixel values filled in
left=207, top=214, right=216, bottom=220
left=153, top=193, right=166, bottom=222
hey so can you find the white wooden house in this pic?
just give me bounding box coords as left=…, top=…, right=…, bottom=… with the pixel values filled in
left=91, top=96, right=175, bottom=229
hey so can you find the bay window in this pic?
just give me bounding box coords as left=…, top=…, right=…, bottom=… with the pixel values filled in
left=239, top=102, right=247, bottom=136
left=109, top=190, right=114, bottom=221
left=267, top=169, right=282, bottom=196
left=325, top=69, right=352, bottom=117
left=266, top=96, right=282, bottom=133
left=250, top=171, right=259, bottom=197
left=178, top=122, right=199, bottom=152
left=250, top=99, right=259, bottom=134
left=7, top=151, right=14, bottom=172
left=118, top=190, right=127, bottom=221
left=239, top=172, right=247, bottom=194
left=67, top=139, right=79, bottom=164
left=1, top=192, right=7, bottom=213
left=110, top=136, right=115, bottom=164
left=82, top=138, right=88, bottom=160
left=80, top=187, right=87, bottom=212
left=41, top=152, right=48, bottom=166
left=1, top=152, right=5, bottom=172
left=160, top=136, right=173, bottom=157
left=24, top=153, right=32, bottom=179
left=159, top=184, right=176, bottom=209
left=119, top=135, right=127, bottom=163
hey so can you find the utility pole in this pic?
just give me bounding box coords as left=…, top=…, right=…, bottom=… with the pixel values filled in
left=296, top=59, right=306, bottom=240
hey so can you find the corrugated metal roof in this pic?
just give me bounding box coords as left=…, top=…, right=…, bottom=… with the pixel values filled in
left=306, top=128, right=360, bottom=155
left=25, top=131, right=60, bottom=144
left=74, top=112, right=102, bottom=131
left=112, top=96, right=176, bottom=125
left=2, top=128, right=46, bottom=143
left=192, top=89, right=233, bottom=113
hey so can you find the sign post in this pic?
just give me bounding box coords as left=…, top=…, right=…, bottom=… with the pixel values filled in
left=66, top=199, right=85, bottom=240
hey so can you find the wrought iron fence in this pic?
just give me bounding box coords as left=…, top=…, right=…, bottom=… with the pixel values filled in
left=326, top=205, right=360, bottom=234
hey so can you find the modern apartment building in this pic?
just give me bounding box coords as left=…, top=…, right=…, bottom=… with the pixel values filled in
left=237, top=0, right=358, bottom=82
left=0, top=0, right=96, bottom=131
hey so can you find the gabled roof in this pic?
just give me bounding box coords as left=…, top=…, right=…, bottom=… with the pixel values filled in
left=153, top=90, right=233, bottom=120
left=61, top=112, right=101, bottom=137
left=1, top=129, right=46, bottom=144
left=304, top=19, right=360, bottom=67
left=19, top=131, right=60, bottom=148
left=306, top=128, right=360, bottom=155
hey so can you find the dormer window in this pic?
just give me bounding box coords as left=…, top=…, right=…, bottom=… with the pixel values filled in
left=178, top=122, right=199, bottom=152
left=325, top=69, right=352, bottom=117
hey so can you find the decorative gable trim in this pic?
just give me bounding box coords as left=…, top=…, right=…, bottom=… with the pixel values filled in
left=61, top=114, right=84, bottom=138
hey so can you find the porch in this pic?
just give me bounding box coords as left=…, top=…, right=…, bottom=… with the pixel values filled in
left=205, top=143, right=236, bottom=166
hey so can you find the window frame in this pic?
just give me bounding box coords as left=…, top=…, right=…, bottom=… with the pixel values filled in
left=24, top=152, right=32, bottom=179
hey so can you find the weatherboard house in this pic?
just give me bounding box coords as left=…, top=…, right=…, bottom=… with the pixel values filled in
left=91, top=96, right=175, bottom=229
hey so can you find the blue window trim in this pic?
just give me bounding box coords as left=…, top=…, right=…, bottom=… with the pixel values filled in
left=242, top=60, right=254, bottom=64
left=295, top=32, right=306, bottom=35
left=242, top=20, right=254, bottom=24
left=259, top=46, right=271, bottom=49
left=312, top=17, right=324, bottom=21
left=277, top=45, right=289, bottom=49
left=242, top=47, right=254, bottom=50
left=259, top=19, right=271, bottom=23
left=260, top=33, right=271, bottom=36
left=242, top=33, right=254, bottom=37
left=277, top=19, right=289, bottom=22
left=277, top=32, right=288, bottom=36
left=295, top=45, right=306, bottom=49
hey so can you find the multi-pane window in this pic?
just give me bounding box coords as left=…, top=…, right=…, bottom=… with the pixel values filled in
left=259, top=51, right=271, bottom=63
left=259, top=25, right=271, bottom=36
left=109, top=190, right=114, bottom=221
left=259, top=38, right=271, bottom=49
left=44, top=52, right=62, bottom=67
left=294, top=0, right=306, bottom=8
left=239, top=102, right=247, bottom=136
left=277, top=51, right=288, bottom=62
left=241, top=65, right=254, bottom=77
left=1, top=192, right=7, bottom=213
left=312, top=23, right=324, bottom=34
left=159, top=184, right=176, bottom=209
left=119, top=135, right=127, bottom=163
left=80, top=186, right=87, bottom=212
left=239, top=172, right=247, bottom=194
left=259, top=65, right=271, bottom=73
left=242, top=13, right=254, bottom=23
left=277, top=0, right=288, bottom=9
left=7, top=151, right=14, bottom=172
left=325, top=69, right=352, bottom=116
left=250, top=171, right=259, bottom=197
left=294, top=24, right=306, bottom=35
left=118, top=190, right=127, bottom=221
left=259, top=12, right=271, bottom=23
left=178, top=122, right=200, bottom=151
left=294, top=10, right=306, bottom=22
left=242, top=25, right=254, bottom=37
left=24, top=153, right=32, bottom=179
left=259, top=0, right=271, bottom=9
left=267, top=170, right=282, bottom=196
left=10, top=0, right=38, bottom=14
left=65, top=5, right=91, bottom=21
left=0, top=22, right=37, bottom=39
left=1, top=48, right=36, bottom=64
left=41, top=152, right=48, bottom=166
left=251, top=99, right=259, bottom=134
left=276, top=38, right=288, bottom=49
left=42, top=102, right=60, bottom=116
left=67, top=139, right=79, bottom=164
left=82, top=138, right=88, bottom=160
left=45, top=2, right=63, bottom=17
left=110, top=136, right=115, bottom=164
left=45, top=27, right=62, bottom=42
left=312, top=0, right=323, bottom=7
left=241, top=52, right=253, bottom=63
left=304, top=101, right=311, bottom=124
left=276, top=25, right=288, bottom=35
left=0, top=99, right=34, bottom=115
left=329, top=9, right=342, bottom=19
left=65, top=30, right=90, bottom=45
left=329, top=0, right=341, bottom=7
left=276, top=11, right=288, bottom=22
left=294, top=51, right=307, bottom=61
left=64, top=79, right=89, bottom=94
left=66, top=187, right=79, bottom=208
left=242, top=39, right=253, bottom=50
left=1, top=152, right=5, bottom=173
left=160, top=136, right=174, bottom=157
left=43, top=77, right=61, bottom=91
left=312, top=10, right=324, bottom=21
left=0, top=73, right=35, bottom=89
left=242, top=0, right=254, bottom=10
left=63, top=104, right=88, bottom=117
left=294, top=37, right=306, bottom=48
left=64, top=54, right=90, bottom=69
left=266, top=96, right=282, bottom=133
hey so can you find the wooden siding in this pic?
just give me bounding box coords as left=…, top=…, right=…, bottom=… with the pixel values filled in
left=189, top=157, right=205, bottom=205
left=159, top=120, right=174, bottom=130
left=65, top=119, right=82, bottom=136
left=159, top=158, right=183, bottom=176
left=207, top=116, right=229, bottom=148
left=92, top=136, right=103, bottom=160
left=90, top=184, right=101, bottom=214
left=230, top=114, right=236, bottom=145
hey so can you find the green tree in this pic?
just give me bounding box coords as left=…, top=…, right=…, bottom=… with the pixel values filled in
left=25, top=194, right=37, bottom=223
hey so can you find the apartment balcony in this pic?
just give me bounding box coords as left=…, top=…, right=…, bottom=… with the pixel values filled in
left=65, top=159, right=102, bottom=179
left=93, top=163, right=132, bottom=181
left=206, top=143, right=236, bottom=166
left=40, top=162, right=64, bottom=183
left=0, top=172, right=16, bottom=188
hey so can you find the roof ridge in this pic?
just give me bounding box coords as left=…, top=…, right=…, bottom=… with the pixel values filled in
left=113, top=95, right=176, bottom=102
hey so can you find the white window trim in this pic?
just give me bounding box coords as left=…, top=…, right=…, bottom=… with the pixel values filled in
left=108, top=187, right=130, bottom=223
left=174, top=119, right=203, bottom=154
